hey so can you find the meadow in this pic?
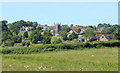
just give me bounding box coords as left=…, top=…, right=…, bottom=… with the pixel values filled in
left=2, top=47, right=118, bottom=71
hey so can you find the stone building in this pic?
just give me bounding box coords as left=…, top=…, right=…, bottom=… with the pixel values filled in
left=54, top=24, right=61, bottom=36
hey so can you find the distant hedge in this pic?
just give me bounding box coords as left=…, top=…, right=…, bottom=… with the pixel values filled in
left=2, top=40, right=120, bottom=54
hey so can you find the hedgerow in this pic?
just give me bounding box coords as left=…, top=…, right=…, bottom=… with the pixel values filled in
left=2, top=40, right=120, bottom=54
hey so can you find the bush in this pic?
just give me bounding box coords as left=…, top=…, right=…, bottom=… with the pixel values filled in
left=96, top=44, right=103, bottom=48
left=42, top=37, right=51, bottom=44
left=22, top=40, right=30, bottom=47
left=26, top=41, right=30, bottom=47
left=2, top=40, right=120, bottom=54
left=31, top=35, right=38, bottom=43
left=22, top=41, right=26, bottom=46
left=71, top=39, right=79, bottom=43
left=81, top=39, right=84, bottom=42
left=51, top=36, right=63, bottom=44
left=2, top=39, right=15, bottom=47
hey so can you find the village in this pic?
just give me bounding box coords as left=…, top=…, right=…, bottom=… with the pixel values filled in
left=21, top=23, right=117, bottom=43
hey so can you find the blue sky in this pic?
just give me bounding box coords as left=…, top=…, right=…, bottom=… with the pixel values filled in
left=2, top=2, right=118, bottom=26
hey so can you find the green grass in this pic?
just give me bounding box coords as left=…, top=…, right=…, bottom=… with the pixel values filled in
left=2, top=47, right=118, bottom=71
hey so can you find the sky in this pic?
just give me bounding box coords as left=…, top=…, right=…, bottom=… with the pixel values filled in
left=1, top=2, right=118, bottom=26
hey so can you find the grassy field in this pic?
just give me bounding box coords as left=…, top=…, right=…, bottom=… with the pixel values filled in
left=2, top=47, right=118, bottom=71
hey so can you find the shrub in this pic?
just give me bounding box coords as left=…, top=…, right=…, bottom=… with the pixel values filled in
left=2, top=40, right=120, bottom=54
left=22, top=41, right=26, bottom=46
left=81, top=39, right=85, bottom=42
left=26, top=41, right=30, bottom=47
left=31, top=35, right=38, bottom=43
left=96, top=44, right=103, bottom=48
left=2, top=39, right=15, bottom=47
left=71, top=39, right=79, bottom=43
left=23, top=31, right=28, bottom=39
left=51, top=36, right=63, bottom=44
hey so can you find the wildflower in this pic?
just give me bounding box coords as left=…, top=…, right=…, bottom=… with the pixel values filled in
left=9, top=65, right=11, bottom=67
left=91, top=55, right=95, bottom=57
left=24, top=65, right=30, bottom=68
left=38, top=66, right=43, bottom=70
left=80, top=69, right=81, bottom=70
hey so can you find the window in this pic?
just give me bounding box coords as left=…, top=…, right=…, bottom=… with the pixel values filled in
left=102, top=36, right=104, bottom=38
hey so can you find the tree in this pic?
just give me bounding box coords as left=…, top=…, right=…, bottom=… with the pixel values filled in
left=30, top=30, right=42, bottom=43
left=87, top=25, right=93, bottom=29
left=77, top=28, right=81, bottom=33
left=33, top=21, right=38, bottom=26
left=42, top=36, right=51, bottom=44
left=59, top=31, right=68, bottom=41
left=42, top=30, right=53, bottom=44
left=84, top=29, right=95, bottom=42
left=23, top=31, right=28, bottom=39
left=1, top=20, right=13, bottom=43
left=31, top=35, right=39, bottom=43
left=114, top=26, right=120, bottom=40
left=1, top=20, right=8, bottom=31
left=61, top=25, right=71, bottom=32
left=26, top=40, right=30, bottom=47
left=2, top=39, right=15, bottom=47
left=70, top=24, right=73, bottom=27
left=101, top=28, right=113, bottom=34
left=33, top=26, right=36, bottom=30
left=69, top=32, right=78, bottom=41
left=37, top=27, right=43, bottom=30
left=51, top=36, right=63, bottom=44
left=9, top=24, right=19, bottom=35
left=11, top=35, right=22, bottom=43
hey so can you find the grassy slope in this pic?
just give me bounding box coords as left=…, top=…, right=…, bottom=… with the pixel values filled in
left=2, top=47, right=118, bottom=71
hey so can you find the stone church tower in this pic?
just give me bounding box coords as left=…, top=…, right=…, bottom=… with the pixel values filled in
left=54, top=24, right=61, bottom=36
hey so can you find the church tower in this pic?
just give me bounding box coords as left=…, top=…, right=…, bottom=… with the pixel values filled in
left=54, top=23, right=61, bottom=36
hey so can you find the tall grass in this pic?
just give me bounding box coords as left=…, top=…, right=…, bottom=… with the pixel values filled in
left=2, top=47, right=118, bottom=71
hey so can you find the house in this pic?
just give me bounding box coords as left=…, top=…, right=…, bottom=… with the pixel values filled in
left=70, top=26, right=87, bottom=34
left=96, top=34, right=115, bottom=41
left=21, top=26, right=33, bottom=31
left=37, top=24, right=61, bottom=36
left=78, top=35, right=84, bottom=41
left=97, top=27, right=104, bottom=32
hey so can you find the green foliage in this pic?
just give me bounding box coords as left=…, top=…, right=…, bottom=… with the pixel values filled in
left=26, top=41, right=30, bottom=47
left=22, top=40, right=30, bottom=47
left=81, top=39, right=84, bottom=42
left=77, top=28, right=81, bottom=33
left=51, top=36, right=63, bottom=44
left=11, top=35, right=22, bottom=43
left=30, top=30, right=42, bottom=43
left=23, top=31, right=28, bottom=39
left=114, top=27, right=120, bottom=40
left=84, top=28, right=95, bottom=42
left=71, top=39, right=79, bottom=43
left=2, top=31, right=13, bottom=42
left=87, top=25, right=93, bottom=29
left=42, top=37, right=51, bottom=44
left=97, top=23, right=118, bottom=34
left=114, top=33, right=120, bottom=40
left=69, top=32, right=78, bottom=41
left=31, top=35, right=38, bottom=43
left=37, top=27, right=43, bottom=30
left=70, top=24, right=73, bottom=27
left=9, top=24, right=19, bottom=35
left=59, top=31, right=68, bottom=41
left=1, top=20, right=8, bottom=31
left=61, top=25, right=71, bottom=32
left=2, top=39, right=15, bottom=47
left=22, top=41, right=26, bottom=46
left=42, top=30, right=53, bottom=44
left=97, top=23, right=111, bottom=29
left=2, top=40, right=120, bottom=54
